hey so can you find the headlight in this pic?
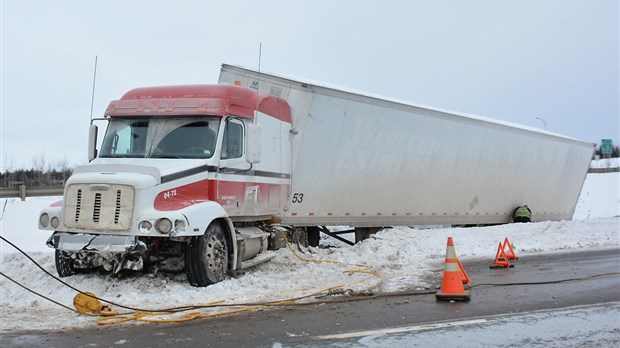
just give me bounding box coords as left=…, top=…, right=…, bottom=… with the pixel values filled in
left=51, top=217, right=60, bottom=229
left=39, top=213, right=50, bottom=228
left=139, top=221, right=153, bottom=233
left=156, top=218, right=172, bottom=234
left=175, top=219, right=186, bottom=232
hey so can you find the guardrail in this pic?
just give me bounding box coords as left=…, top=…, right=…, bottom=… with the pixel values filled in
left=0, top=186, right=64, bottom=200
left=588, top=167, right=620, bottom=173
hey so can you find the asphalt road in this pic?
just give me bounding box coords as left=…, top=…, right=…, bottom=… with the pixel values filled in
left=3, top=248, right=619, bottom=347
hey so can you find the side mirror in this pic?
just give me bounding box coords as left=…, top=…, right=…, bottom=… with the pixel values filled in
left=88, top=124, right=98, bottom=161
left=246, top=123, right=261, bottom=164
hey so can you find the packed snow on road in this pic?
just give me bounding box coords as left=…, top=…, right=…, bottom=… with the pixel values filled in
left=0, top=168, right=618, bottom=332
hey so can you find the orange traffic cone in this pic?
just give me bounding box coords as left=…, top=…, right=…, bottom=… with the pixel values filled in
left=490, top=242, right=515, bottom=269
left=436, top=237, right=471, bottom=301
left=502, top=237, right=518, bottom=260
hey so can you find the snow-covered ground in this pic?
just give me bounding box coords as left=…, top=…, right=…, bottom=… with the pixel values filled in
left=0, top=171, right=618, bottom=333
left=590, top=157, right=619, bottom=169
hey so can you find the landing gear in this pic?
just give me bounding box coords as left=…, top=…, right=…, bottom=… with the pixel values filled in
left=185, top=222, right=229, bottom=287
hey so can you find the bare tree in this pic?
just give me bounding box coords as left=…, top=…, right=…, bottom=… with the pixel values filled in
left=1, top=153, right=15, bottom=173
left=54, top=157, right=71, bottom=185
left=31, top=152, right=48, bottom=186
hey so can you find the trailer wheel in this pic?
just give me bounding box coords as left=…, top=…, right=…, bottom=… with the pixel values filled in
left=185, top=222, right=229, bottom=287
left=55, top=249, right=77, bottom=277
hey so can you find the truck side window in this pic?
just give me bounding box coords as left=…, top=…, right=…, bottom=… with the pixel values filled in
left=221, top=121, right=243, bottom=159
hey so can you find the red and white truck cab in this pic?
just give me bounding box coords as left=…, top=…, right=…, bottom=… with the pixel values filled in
left=39, top=84, right=293, bottom=286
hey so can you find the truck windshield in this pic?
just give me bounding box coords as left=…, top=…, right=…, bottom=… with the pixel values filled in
left=99, top=117, right=220, bottom=159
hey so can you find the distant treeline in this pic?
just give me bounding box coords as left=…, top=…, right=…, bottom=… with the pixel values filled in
left=0, top=168, right=73, bottom=188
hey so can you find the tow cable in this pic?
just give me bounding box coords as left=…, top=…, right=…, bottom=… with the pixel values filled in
left=0, top=233, right=384, bottom=325
left=2, top=235, right=619, bottom=325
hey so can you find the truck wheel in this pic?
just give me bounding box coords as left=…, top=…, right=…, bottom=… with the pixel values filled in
left=185, top=222, right=229, bottom=287
left=55, top=249, right=77, bottom=277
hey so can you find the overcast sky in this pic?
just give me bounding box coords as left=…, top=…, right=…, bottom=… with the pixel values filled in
left=1, top=0, right=618, bottom=169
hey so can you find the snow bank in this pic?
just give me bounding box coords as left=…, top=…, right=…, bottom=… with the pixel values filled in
left=574, top=171, right=620, bottom=219
left=590, top=157, right=620, bottom=169
left=0, top=172, right=618, bottom=333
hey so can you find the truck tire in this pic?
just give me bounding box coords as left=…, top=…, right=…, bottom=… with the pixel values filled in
left=185, top=222, right=229, bottom=287
left=55, top=249, right=77, bottom=277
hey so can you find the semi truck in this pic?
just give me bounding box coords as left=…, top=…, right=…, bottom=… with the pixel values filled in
left=39, top=64, right=594, bottom=286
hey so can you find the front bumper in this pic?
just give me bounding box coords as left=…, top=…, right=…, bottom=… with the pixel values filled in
left=47, top=232, right=148, bottom=273
left=47, top=232, right=146, bottom=253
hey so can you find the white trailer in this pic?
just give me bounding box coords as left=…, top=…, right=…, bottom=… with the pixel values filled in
left=219, top=64, right=594, bottom=226
left=38, top=63, right=594, bottom=286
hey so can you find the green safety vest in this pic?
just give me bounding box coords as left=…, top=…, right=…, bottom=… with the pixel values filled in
left=514, top=206, right=531, bottom=218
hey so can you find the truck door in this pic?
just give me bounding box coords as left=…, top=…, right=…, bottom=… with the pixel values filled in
left=218, top=119, right=256, bottom=216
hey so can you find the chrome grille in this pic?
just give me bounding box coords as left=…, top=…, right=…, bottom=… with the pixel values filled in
left=64, top=184, right=135, bottom=231
left=75, top=189, right=82, bottom=223
left=114, top=190, right=121, bottom=224
left=93, top=193, right=102, bottom=223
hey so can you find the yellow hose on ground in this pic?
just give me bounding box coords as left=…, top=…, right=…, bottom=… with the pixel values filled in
left=89, top=228, right=382, bottom=325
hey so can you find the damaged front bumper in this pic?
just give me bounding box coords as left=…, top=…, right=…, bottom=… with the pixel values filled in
left=47, top=232, right=148, bottom=274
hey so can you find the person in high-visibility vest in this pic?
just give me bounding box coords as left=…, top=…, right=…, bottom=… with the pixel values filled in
left=513, top=205, right=531, bottom=223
